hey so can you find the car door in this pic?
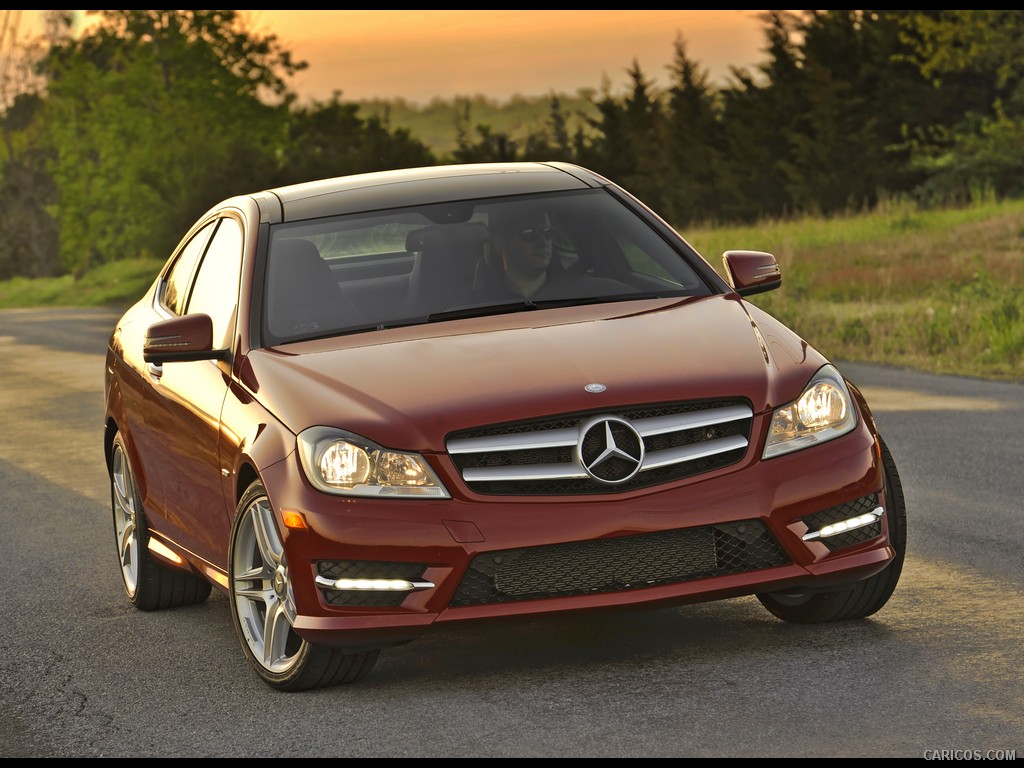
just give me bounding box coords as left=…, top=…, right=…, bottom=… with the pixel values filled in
left=139, top=214, right=245, bottom=567
left=120, top=220, right=216, bottom=530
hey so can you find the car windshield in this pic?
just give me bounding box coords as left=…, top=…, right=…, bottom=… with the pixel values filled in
left=262, top=188, right=712, bottom=345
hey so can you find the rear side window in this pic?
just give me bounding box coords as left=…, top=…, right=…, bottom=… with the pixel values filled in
left=161, top=222, right=215, bottom=315
left=186, top=218, right=244, bottom=350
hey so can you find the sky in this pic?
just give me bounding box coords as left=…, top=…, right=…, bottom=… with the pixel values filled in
left=14, top=10, right=774, bottom=105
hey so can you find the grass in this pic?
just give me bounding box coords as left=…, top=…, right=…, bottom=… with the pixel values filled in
left=2, top=197, right=1022, bottom=382
left=0, top=257, right=164, bottom=310
left=684, top=197, right=1024, bottom=382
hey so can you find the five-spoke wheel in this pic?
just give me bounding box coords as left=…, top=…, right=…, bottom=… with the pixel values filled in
left=228, top=481, right=379, bottom=691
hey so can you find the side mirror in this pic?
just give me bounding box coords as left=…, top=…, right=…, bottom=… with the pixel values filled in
left=144, top=314, right=229, bottom=364
left=722, top=250, right=782, bottom=296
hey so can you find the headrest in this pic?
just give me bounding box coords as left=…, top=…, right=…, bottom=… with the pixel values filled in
left=271, top=238, right=325, bottom=270
left=268, top=239, right=335, bottom=307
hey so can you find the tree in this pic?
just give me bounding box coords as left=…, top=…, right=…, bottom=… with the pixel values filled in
left=0, top=11, right=71, bottom=278
left=716, top=11, right=940, bottom=221
left=0, top=93, right=59, bottom=278
left=900, top=10, right=1024, bottom=201
left=42, top=10, right=303, bottom=274
left=451, top=98, right=521, bottom=163
left=518, top=95, right=577, bottom=163
left=659, top=35, right=726, bottom=226
left=274, top=95, right=434, bottom=187
left=716, top=10, right=805, bottom=221
left=577, top=62, right=667, bottom=214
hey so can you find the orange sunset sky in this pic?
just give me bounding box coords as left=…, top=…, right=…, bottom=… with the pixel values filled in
left=17, top=10, right=773, bottom=104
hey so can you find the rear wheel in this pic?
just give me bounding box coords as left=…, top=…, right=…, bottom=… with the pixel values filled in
left=110, top=431, right=212, bottom=610
left=757, top=437, right=907, bottom=624
left=228, top=480, right=380, bottom=691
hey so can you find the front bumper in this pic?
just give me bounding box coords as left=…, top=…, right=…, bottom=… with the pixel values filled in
left=261, top=418, right=893, bottom=649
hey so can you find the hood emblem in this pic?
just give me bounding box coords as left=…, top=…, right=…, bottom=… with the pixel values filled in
left=577, top=416, right=644, bottom=484
left=584, top=383, right=606, bottom=393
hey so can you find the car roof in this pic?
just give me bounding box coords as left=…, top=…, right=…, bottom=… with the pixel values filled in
left=250, top=162, right=612, bottom=224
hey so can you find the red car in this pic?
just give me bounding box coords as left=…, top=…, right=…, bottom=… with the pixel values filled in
left=104, top=162, right=906, bottom=690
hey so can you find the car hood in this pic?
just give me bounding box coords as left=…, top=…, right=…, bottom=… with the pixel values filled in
left=242, top=294, right=828, bottom=452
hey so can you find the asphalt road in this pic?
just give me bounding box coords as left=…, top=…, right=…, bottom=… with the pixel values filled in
left=1, top=307, right=1021, bottom=758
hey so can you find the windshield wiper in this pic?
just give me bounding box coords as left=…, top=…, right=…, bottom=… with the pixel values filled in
left=426, top=292, right=690, bottom=323
left=427, top=300, right=541, bottom=322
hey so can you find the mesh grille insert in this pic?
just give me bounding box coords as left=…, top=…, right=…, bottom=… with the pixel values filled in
left=451, top=520, right=787, bottom=606
left=802, top=494, right=882, bottom=551
left=316, top=560, right=427, bottom=608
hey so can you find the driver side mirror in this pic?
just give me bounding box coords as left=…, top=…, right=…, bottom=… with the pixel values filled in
left=144, top=314, right=229, bottom=364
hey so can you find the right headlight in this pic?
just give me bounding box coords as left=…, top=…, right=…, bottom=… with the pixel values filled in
left=763, top=364, right=857, bottom=459
left=297, top=426, right=450, bottom=498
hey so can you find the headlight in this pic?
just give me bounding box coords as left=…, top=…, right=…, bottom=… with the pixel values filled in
left=297, top=427, right=450, bottom=498
left=763, top=364, right=857, bottom=459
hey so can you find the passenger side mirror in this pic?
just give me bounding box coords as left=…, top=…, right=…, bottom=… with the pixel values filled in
left=722, top=250, right=782, bottom=296
left=144, top=314, right=229, bottom=364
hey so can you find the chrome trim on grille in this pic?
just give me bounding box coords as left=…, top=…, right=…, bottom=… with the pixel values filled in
left=448, top=427, right=579, bottom=454
left=464, top=434, right=749, bottom=482
left=641, top=434, right=749, bottom=470
left=630, top=404, right=753, bottom=436
left=448, top=402, right=753, bottom=488
left=448, top=404, right=752, bottom=456
left=463, top=463, right=590, bottom=482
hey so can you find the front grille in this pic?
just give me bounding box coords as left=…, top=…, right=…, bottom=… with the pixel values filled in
left=447, top=398, right=753, bottom=495
left=802, top=494, right=882, bottom=551
left=316, top=560, right=427, bottom=607
left=451, top=520, right=788, bottom=606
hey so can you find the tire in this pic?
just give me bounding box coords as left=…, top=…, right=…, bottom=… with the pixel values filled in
left=110, top=431, right=212, bottom=611
left=227, top=480, right=380, bottom=691
left=757, top=437, right=907, bottom=624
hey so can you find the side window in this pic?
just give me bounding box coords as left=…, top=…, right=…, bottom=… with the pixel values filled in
left=161, top=222, right=215, bottom=315
left=186, top=217, right=244, bottom=350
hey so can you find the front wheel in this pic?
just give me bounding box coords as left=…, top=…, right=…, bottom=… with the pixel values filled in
left=757, top=437, right=907, bottom=624
left=228, top=480, right=380, bottom=691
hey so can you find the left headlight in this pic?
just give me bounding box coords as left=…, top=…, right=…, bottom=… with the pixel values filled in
left=297, top=427, right=450, bottom=498
left=763, top=364, right=857, bottom=459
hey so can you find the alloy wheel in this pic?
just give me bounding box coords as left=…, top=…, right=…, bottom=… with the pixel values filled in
left=111, top=443, right=140, bottom=597
left=231, top=496, right=303, bottom=673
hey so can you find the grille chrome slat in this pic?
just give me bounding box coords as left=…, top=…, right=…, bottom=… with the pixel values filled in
left=632, top=404, right=753, bottom=436
left=641, top=433, right=749, bottom=470
left=447, top=398, right=754, bottom=495
left=461, top=434, right=750, bottom=482
left=448, top=427, right=579, bottom=454
left=463, top=462, right=589, bottom=482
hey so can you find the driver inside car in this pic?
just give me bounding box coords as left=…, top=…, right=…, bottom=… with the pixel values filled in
left=471, top=205, right=566, bottom=301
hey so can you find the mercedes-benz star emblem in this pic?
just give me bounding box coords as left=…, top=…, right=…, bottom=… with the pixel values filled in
left=577, top=416, right=645, bottom=484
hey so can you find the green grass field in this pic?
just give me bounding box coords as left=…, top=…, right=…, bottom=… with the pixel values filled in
left=2, top=198, right=1022, bottom=382
left=685, top=197, right=1024, bottom=382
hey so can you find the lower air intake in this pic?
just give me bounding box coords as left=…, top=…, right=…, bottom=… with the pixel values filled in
left=451, top=520, right=787, bottom=606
